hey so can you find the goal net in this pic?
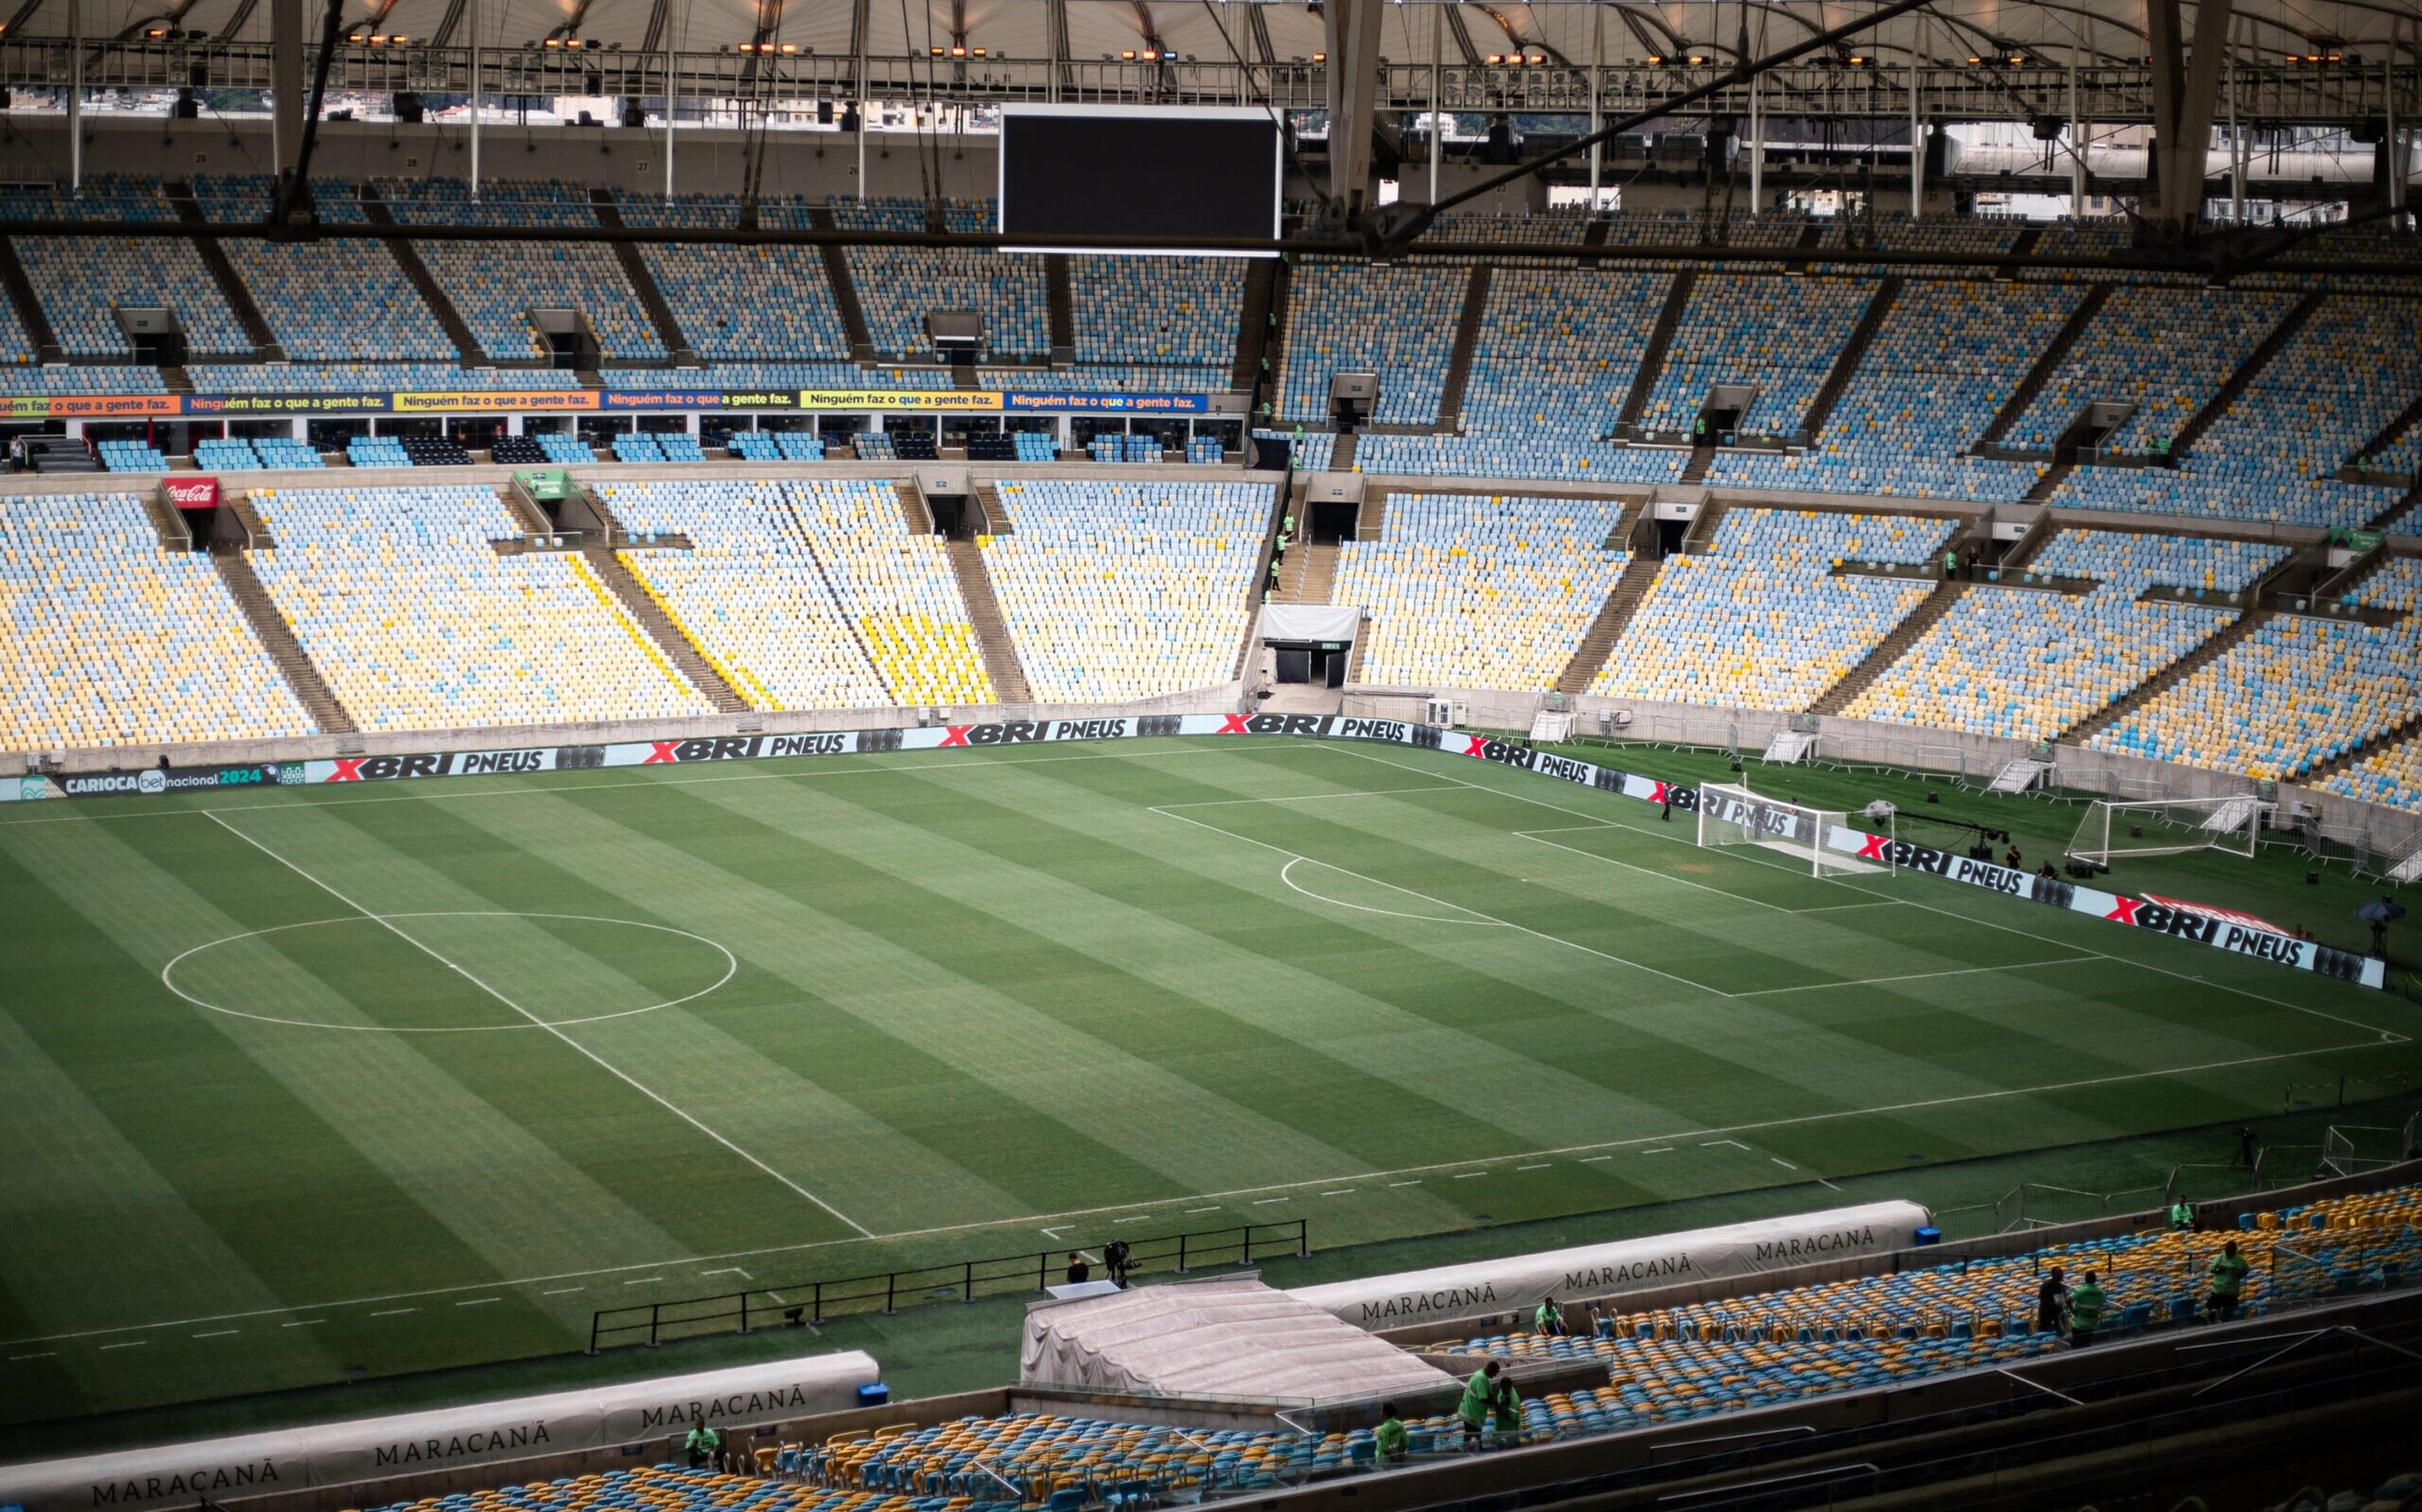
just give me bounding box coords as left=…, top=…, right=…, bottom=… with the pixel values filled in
left=2066, top=795, right=2269, bottom=867
left=1696, top=782, right=1892, bottom=877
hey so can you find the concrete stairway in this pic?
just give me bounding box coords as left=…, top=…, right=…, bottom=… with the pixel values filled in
left=164, top=181, right=283, bottom=360
left=1808, top=580, right=1972, bottom=716
left=1329, top=432, right=1358, bottom=472
left=893, top=480, right=933, bottom=535
left=1354, top=487, right=1388, bottom=541
left=211, top=551, right=356, bottom=733
left=1554, top=551, right=1662, bottom=696
left=358, top=183, right=489, bottom=364
left=1233, top=256, right=1282, bottom=393
left=943, top=538, right=1031, bottom=701
left=1679, top=442, right=1718, bottom=484
left=2169, top=291, right=2322, bottom=459
left=140, top=491, right=194, bottom=550
left=2021, top=457, right=2078, bottom=504
left=0, top=235, right=64, bottom=361
left=2057, top=608, right=2271, bottom=745
left=589, top=190, right=699, bottom=365
left=1799, top=277, right=1901, bottom=438
left=579, top=545, right=752, bottom=713
left=971, top=481, right=1012, bottom=535
left=807, top=204, right=877, bottom=361
left=1618, top=270, right=1697, bottom=427
left=222, top=491, right=276, bottom=547
left=1975, top=284, right=2110, bottom=451
left=1434, top=265, right=1493, bottom=431
left=1274, top=540, right=1339, bottom=603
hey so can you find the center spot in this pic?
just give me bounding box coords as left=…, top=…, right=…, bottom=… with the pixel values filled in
left=163, top=912, right=736, bottom=1033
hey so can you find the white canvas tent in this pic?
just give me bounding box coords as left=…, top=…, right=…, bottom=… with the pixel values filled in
left=1021, top=1276, right=1456, bottom=1405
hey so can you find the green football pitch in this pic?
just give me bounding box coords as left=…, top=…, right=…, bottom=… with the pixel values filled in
left=1, top=733, right=2414, bottom=1426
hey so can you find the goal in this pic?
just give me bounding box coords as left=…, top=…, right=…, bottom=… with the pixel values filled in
left=1696, top=782, right=1892, bottom=877
left=2065, top=795, right=2269, bottom=867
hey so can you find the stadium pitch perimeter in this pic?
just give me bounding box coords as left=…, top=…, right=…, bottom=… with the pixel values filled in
left=2, top=732, right=2415, bottom=1427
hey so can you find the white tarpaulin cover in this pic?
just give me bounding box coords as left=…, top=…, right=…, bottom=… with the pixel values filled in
left=1020, top=1277, right=1454, bottom=1404
left=1289, top=1201, right=1933, bottom=1330
left=0, top=1353, right=880, bottom=1512
left=1256, top=604, right=1362, bottom=643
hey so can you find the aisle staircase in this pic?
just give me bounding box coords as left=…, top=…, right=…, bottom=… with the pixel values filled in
left=0, top=236, right=64, bottom=361
left=358, top=184, right=489, bottom=364
left=944, top=539, right=1031, bottom=702
left=589, top=190, right=699, bottom=365
left=807, top=205, right=877, bottom=362
left=1618, top=270, right=1696, bottom=427
left=1273, top=541, right=1338, bottom=603
left=2168, top=291, right=2322, bottom=458
left=1975, top=284, right=2110, bottom=451
left=1808, top=581, right=1973, bottom=716
left=578, top=545, right=754, bottom=714
left=165, top=180, right=284, bottom=360
left=1434, top=265, right=1492, bottom=431
left=1799, top=277, right=1901, bottom=438
left=1555, top=545, right=1661, bottom=696
left=211, top=552, right=356, bottom=734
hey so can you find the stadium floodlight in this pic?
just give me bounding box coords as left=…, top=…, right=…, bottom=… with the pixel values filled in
left=1697, top=782, right=1892, bottom=878
left=2066, top=796, right=2270, bottom=868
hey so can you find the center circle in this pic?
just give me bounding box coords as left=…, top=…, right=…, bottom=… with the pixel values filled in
left=161, top=912, right=737, bottom=1033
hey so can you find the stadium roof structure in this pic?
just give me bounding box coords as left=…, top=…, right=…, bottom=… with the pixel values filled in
left=21, top=0, right=2417, bottom=60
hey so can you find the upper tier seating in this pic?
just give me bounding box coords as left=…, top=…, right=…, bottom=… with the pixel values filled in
left=0, top=364, right=167, bottom=394
left=0, top=492, right=316, bottom=748
left=835, top=199, right=1048, bottom=359
left=1, top=177, right=254, bottom=355
left=1336, top=492, right=1631, bottom=690
left=2050, top=295, right=2422, bottom=529
left=1637, top=275, right=1872, bottom=439
left=984, top=365, right=1230, bottom=394
left=1068, top=257, right=1245, bottom=369
left=1709, top=281, right=2081, bottom=502
left=190, top=175, right=455, bottom=361
left=2004, top=286, right=2297, bottom=453
left=981, top=480, right=1266, bottom=701
left=1275, top=261, right=1467, bottom=426
left=1359, top=269, right=1681, bottom=484
left=1844, top=530, right=2289, bottom=740
left=1588, top=509, right=1958, bottom=711
left=245, top=484, right=716, bottom=730
left=596, top=477, right=990, bottom=709
left=377, top=180, right=667, bottom=361
left=2090, top=557, right=2422, bottom=779
left=617, top=193, right=851, bottom=363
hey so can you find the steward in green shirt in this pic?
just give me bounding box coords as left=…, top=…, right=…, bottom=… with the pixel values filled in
left=2067, top=1272, right=2109, bottom=1343
left=683, top=1423, right=722, bottom=1468
left=2170, top=1198, right=2195, bottom=1230
left=1535, top=1297, right=1569, bottom=1337
left=1373, top=1404, right=1408, bottom=1463
left=2208, top=1241, right=2250, bottom=1321
left=1490, top=1378, right=1522, bottom=1437
left=1458, top=1361, right=1500, bottom=1447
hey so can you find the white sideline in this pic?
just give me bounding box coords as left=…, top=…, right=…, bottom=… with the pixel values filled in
left=200, top=810, right=875, bottom=1238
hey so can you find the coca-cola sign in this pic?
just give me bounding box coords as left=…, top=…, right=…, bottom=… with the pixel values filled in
left=163, top=475, right=220, bottom=509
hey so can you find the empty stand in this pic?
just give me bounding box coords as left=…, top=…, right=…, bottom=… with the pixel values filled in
left=943, top=538, right=1031, bottom=703
left=1796, top=277, right=1901, bottom=439
left=1554, top=542, right=1661, bottom=697
left=358, top=182, right=489, bottom=364
left=2005, top=286, right=2297, bottom=455
left=1275, top=261, right=1465, bottom=427
left=245, top=485, right=717, bottom=731
left=211, top=548, right=359, bottom=735
left=376, top=180, right=665, bottom=363
left=3, top=177, right=254, bottom=358
left=1637, top=274, right=1870, bottom=441
left=982, top=480, right=1267, bottom=701
left=2168, top=291, right=2324, bottom=458
left=163, top=180, right=284, bottom=359
left=588, top=190, right=699, bottom=364
left=578, top=541, right=754, bottom=714
left=0, top=492, right=320, bottom=750
left=1846, top=530, right=2288, bottom=741
left=1591, top=508, right=1958, bottom=712
left=1975, top=284, right=2110, bottom=450
left=1617, top=269, right=1696, bottom=428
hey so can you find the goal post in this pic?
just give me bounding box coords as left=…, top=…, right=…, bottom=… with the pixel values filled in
left=1696, top=782, right=1892, bottom=878
left=2066, top=794, right=2269, bottom=868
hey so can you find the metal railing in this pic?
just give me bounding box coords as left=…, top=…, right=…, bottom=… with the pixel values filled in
left=588, top=1218, right=1306, bottom=1351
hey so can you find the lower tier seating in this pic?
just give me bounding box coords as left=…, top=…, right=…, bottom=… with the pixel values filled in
left=981, top=479, right=1267, bottom=702
left=0, top=492, right=316, bottom=748
left=595, top=477, right=991, bottom=709
left=1336, top=492, right=1630, bottom=691
left=245, top=485, right=717, bottom=731
left=1589, top=509, right=1957, bottom=711
left=1845, top=530, right=2289, bottom=740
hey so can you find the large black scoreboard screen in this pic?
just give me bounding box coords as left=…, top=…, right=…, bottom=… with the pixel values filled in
left=998, top=105, right=1282, bottom=255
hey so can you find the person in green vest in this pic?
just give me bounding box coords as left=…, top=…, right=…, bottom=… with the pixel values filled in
left=2170, top=1195, right=2196, bottom=1231
left=1372, top=1402, right=1409, bottom=1464
left=2207, top=1240, right=2250, bottom=1322
left=2067, top=1270, right=2109, bottom=1346
left=1457, top=1360, right=1501, bottom=1449
left=1284, top=513, right=1297, bottom=538
left=1534, top=1296, right=1569, bottom=1337
left=1490, top=1374, right=1523, bottom=1441
left=683, top=1422, right=723, bottom=1470
left=1943, top=547, right=1959, bottom=580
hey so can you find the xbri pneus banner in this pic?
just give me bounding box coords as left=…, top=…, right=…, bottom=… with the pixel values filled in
left=31, top=714, right=2384, bottom=990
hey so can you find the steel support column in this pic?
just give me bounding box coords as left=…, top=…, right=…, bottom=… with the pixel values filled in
left=2145, top=0, right=2232, bottom=228
left=1323, top=0, right=1386, bottom=222
left=269, top=0, right=303, bottom=190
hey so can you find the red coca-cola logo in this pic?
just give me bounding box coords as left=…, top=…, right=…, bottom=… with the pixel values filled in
left=164, top=476, right=220, bottom=509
